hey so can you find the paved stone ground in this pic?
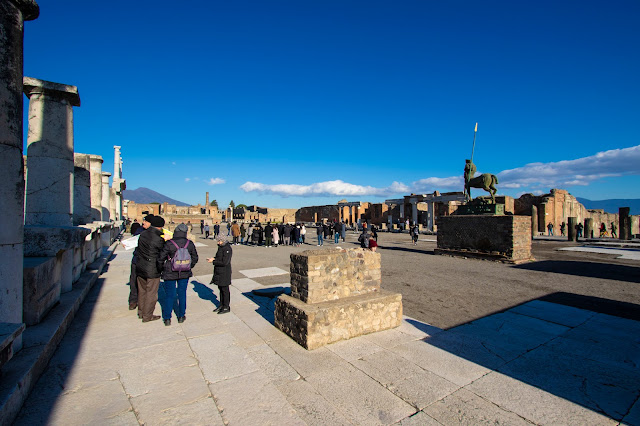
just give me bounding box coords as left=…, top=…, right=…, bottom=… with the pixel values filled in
left=13, top=231, right=640, bottom=425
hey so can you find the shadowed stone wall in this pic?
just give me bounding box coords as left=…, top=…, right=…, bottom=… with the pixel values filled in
left=435, top=215, right=533, bottom=263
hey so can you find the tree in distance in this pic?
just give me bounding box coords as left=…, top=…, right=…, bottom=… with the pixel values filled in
left=236, top=204, right=247, bottom=209
left=210, top=200, right=218, bottom=207
left=229, top=200, right=235, bottom=208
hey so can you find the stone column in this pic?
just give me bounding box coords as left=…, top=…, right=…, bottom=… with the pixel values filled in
left=568, top=217, right=577, bottom=241
left=411, top=198, right=418, bottom=225
left=112, top=145, right=124, bottom=220
left=205, top=192, right=209, bottom=215
left=619, top=207, right=631, bottom=240
left=101, top=172, right=111, bottom=221
left=348, top=206, right=353, bottom=226
left=89, top=155, right=103, bottom=221
left=0, top=0, right=39, bottom=351
left=23, top=77, right=80, bottom=226
left=584, top=218, right=594, bottom=240
left=531, top=206, right=538, bottom=238
left=386, top=204, right=393, bottom=229
left=109, top=186, right=117, bottom=221
left=73, top=153, right=92, bottom=225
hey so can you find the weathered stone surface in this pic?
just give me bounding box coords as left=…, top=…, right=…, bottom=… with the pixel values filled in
left=24, top=225, right=91, bottom=257
left=436, top=214, right=533, bottom=263
left=290, top=248, right=381, bottom=303
left=23, top=257, right=61, bottom=326
left=0, top=323, right=25, bottom=371
left=275, top=290, right=402, bottom=350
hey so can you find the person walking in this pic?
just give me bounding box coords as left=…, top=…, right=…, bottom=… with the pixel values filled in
left=300, top=224, right=307, bottom=244
left=560, top=222, right=566, bottom=236
left=341, top=221, right=346, bottom=242
left=159, top=224, right=198, bottom=326
left=334, top=221, right=341, bottom=244
left=316, top=223, right=324, bottom=246
left=200, top=221, right=204, bottom=235
left=272, top=225, right=280, bottom=247
left=246, top=223, right=254, bottom=245
left=226, top=222, right=231, bottom=236
left=611, top=222, right=618, bottom=238
left=213, top=222, right=220, bottom=239
left=547, top=222, right=554, bottom=236
left=204, top=223, right=210, bottom=239
left=411, top=223, right=419, bottom=245
left=293, top=225, right=301, bottom=247
left=136, top=215, right=166, bottom=322
left=283, top=223, right=292, bottom=246
left=208, top=235, right=233, bottom=314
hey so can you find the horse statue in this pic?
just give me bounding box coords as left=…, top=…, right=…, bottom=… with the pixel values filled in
left=465, top=173, right=499, bottom=203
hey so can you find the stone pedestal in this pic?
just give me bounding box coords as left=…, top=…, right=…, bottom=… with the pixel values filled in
left=435, top=215, right=533, bottom=264
left=583, top=218, right=593, bottom=240
left=23, top=77, right=80, bottom=227
left=568, top=217, right=578, bottom=241
left=275, top=248, right=402, bottom=350
left=0, top=0, right=39, bottom=353
left=619, top=207, right=631, bottom=240
left=531, top=205, right=538, bottom=237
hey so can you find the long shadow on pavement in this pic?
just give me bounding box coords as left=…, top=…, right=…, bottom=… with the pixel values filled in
left=418, top=293, right=640, bottom=423
left=513, top=260, right=640, bottom=283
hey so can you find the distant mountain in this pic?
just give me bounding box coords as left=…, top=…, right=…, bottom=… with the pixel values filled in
left=123, top=187, right=190, bottom=206
left=576, top=197, right=640, bottom=215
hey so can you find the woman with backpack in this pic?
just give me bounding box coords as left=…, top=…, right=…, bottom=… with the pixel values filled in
left=159, top=224, right=199, bottom=326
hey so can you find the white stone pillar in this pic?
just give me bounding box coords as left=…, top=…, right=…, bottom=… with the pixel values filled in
left=101, top=172, right=111, bottom=221
left=0, top=0, right=39, bottom=351
left=411, top=198, right=418, bottom=225
left=23, top=77, right=80, bottom=226
left=109, top=186, right=117, bottom=221
left=113, top=145, right=123, bottom=220
left=348, top=206, right=353, bottom=225
left=89, top=155, right=103, bottom=221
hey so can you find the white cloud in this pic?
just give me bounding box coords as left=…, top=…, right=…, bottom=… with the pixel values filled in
left=184, top=178, right=191, bottom=182
left=171, top=162, right=176, bottom=165
left=207, top=178, right=225, bottom=185
left=411, top=176, right=463, bottom=193
left=240, top=180, right=408, bottom=197
left=497, top=145, right=640, bottom=189
left=239, top=145, right=640, bottom=200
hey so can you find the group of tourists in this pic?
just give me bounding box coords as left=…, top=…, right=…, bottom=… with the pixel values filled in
left=128, top=215, right=233, bottom=325
left=548, top=221, right=619, bottom=239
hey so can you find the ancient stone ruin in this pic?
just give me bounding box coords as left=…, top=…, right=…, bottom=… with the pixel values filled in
left=275, top=248, right=402, bottom=350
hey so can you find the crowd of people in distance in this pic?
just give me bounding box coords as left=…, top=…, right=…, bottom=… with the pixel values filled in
left=548, top=220, right=619, bottom=239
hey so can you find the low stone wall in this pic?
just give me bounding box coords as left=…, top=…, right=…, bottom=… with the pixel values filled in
left=275, top=248, right=402, bottom=350
left=435, top=215, right=533, bottom=264
left=22, top=222, right=120, bottom=326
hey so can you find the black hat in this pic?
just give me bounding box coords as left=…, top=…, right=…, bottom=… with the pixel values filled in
left=144, top=214, right=155, bottom=223
left=149, top=216, right=165, bottom=228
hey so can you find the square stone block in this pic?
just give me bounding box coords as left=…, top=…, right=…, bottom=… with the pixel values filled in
left=23, top=256, right=62, bottom=325
left=289, top=248, right=381, bottom=303
left=274, top=290, right=402, bottom=350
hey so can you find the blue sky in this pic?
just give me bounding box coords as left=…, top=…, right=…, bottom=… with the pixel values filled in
left=23, top=1, right=640, bottom=208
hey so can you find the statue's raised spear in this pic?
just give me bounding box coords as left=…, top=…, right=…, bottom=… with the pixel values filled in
left=471, top=122, right=477, bottom=163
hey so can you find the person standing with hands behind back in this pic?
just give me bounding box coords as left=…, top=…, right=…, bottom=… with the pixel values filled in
left=208, top=235, right=233, bottom=314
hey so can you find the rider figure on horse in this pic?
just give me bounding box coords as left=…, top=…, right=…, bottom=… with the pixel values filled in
left=464, top=159, right=476, bottom=201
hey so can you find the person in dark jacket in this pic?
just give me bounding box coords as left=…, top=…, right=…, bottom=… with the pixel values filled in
left=136, top=215, right=166, bottom=322
left=208, top=235, right=233, bottom=314
left=316, top=222, right=324, bottom=246
left=264, top=223, right=273, bottom=247
left=128, top=216, right=149, bottom=310
left=130, top=219, right=141, bottom=235
left=283, top=223, right=292, bottom=246
left=158, top=224, right=199, bottom=326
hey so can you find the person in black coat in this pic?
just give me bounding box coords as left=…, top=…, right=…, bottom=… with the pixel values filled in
left=128, top=217, right=148, bottom=311
left=136, top=215, right=166, bottom=322
left=207, top=235, right=233, bottom=314
left=158, top=224, right=199, bottom=325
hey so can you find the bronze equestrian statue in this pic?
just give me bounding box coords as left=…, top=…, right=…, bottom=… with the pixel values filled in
left=464, top=159, right=499, bottom=203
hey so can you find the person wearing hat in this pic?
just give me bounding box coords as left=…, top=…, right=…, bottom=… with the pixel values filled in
left=207, top=234, right=233, bottom=314
left=127, top=215, right=151, bottom=311
left=136, top=214, right=166, bottom=322
left=158, top=224, right=199, bottom=326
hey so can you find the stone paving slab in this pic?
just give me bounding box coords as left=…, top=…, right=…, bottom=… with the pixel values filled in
left=238, top=266, right=289, bottom=278
left=508, top=299, right=595, bottom=327
left=558, top=245, right=640, bottom=260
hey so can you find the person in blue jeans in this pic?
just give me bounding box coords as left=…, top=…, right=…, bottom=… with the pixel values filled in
left=159, top=224, right=199, bottom=326
left=316, top=223, right=324, bottom=246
